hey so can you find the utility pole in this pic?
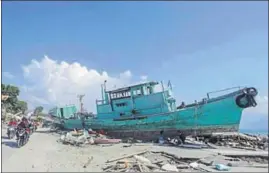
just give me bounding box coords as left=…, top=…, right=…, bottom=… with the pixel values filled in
left=77, top=94, right=85, bottom=113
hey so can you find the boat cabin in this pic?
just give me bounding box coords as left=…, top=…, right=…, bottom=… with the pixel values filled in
left=96, top=81, right=177, bottom=119
left=49, top=104, right=77, bottom=119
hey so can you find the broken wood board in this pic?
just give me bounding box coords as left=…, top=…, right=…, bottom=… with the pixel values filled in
left=106, top=150, right=148, bottom=163
left=152, top=151, right=201, bottom=161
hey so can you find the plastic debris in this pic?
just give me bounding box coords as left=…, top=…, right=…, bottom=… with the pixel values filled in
left=159, top=136, right=165, bottom=144
left=215, top=164, right=231, bottom=171
left=189, top=162, right=199, bottom=168
left=161, top=164, right=179, bottom=172
left=134, top=155, right=152, bottom=165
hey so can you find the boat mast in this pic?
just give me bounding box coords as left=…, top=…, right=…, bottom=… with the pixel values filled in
left=77, top=94, right=85, bottom=113
left=101, top=84, right=104, bottom=101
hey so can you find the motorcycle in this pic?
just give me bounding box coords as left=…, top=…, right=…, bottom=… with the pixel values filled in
left=7, top=125, right=16, bottom=139
left=33, top=121, right=38, bottom=131
left=29, top=123, right=35, bottom=135
left=16, top=128, right=30, bottom=148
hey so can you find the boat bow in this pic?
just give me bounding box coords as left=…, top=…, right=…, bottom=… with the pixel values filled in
left=235, top=87, right=258, bottom=108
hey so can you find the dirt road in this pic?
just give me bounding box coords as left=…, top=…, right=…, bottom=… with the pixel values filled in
left=2, top=128, right=154, bottom=172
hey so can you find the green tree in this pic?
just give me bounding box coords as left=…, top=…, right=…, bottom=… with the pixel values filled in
left=34, top=106, right=44, bottom=115
left=16, top=101, right=28, bottom=114
left=2, top=84, right=6, bottom=91
left=2, top=83, right=27, bottom=114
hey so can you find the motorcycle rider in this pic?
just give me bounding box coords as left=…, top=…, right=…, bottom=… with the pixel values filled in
left=18, top=117, right=29, bottom=128
left=8, top=118, right=18, bottom=127
left=16, top=117, right=30, bottom=140
left=7, top=117, right=18, bottom=139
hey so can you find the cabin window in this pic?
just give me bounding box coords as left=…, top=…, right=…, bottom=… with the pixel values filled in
left=133, top=88, right=142, bottom=96
left=147, top=87, right=153, bottom=94
left=116, top=102, right=127, bottom=107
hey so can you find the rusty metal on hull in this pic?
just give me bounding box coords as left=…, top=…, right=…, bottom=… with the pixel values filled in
left=105, top=125, right=239, bottom=140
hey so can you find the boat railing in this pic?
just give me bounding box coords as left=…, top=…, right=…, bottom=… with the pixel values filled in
left=206, top=86, right=242, bottom=99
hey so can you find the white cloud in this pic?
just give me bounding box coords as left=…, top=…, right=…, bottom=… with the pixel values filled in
left=140, top=75, right=148, bottom=81
left=120, top=70, right=132, bottom=79
left=3, top=72, right=15, bottom=79
left=21, top=55, right=133, bottom=112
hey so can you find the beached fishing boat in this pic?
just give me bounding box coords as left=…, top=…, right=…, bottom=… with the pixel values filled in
left=49, top=81, right=258, bottom=140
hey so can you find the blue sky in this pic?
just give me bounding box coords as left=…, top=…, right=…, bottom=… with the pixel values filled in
left=2, top=2, right=268, bottom=130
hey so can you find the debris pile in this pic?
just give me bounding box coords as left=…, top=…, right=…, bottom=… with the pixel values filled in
left=208, top=132, right=269, bottom=151
left=57, top=128, right=268, bottom=152
left=166, top=132, right=268, bottom=151
left=103, top=150, right=211, bottom=172
left=102, top=150, right=268, bottom=172
left=58, top=129, right=121, bottom=146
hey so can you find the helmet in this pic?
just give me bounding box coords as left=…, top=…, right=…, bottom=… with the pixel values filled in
left=22, top=117, right=27, bottom=121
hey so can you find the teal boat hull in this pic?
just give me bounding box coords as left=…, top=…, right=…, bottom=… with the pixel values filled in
left=61, top=87, right=257, bottom=139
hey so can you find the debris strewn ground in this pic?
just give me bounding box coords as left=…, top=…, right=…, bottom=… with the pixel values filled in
left=102, top=149, right=268, bottom=172
left=208, top=132, right=268, bottom=151
left=2, top=124, right=268, bottom=172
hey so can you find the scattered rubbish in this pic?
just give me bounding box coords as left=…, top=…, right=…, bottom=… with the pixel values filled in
left=215, top=164, right=231, bottom=171
left=198, top=164, right=216, bottom=172
left=106, top=150, right=148, bottom=163
left=199, top=159, right=214, bottom=166
left=180, top=144, right=203, bottom=149
left=52, top=125, right=268, bottom=172
left=161, top=164, right=179, bottom=172
left=159, top=136, right=165, bottom=144
left=227, top=162, right=239, bottom=167
left=134, top=155, right=152, bottom=165
left=209, top=132, right=268, bottom=151
left=176, top=165, right=190, bottom=169
left=189, top=162, right=199, bottom=168
left=58, top=128, right=122, bottom=147
left=123, top=144, right=132, bottom=148
left=86, top=137, right=94, bottom=145
left=83, top=156, right=93, bottom=168
left=94, top=138, right=121, bottom=144
left=103, top=151, right=197, bottom=172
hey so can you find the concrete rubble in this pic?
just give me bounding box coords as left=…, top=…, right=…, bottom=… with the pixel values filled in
left=208, top=132, right=268, bottom=151
left=57, top=128, right=121, bottom=146
left=52, top=123, right=268, bottom=171
left=101, top=149, right=268, bottom=172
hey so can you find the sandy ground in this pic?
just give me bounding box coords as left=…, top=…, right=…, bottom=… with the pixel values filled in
left=1, top=127, right=268, bottom=172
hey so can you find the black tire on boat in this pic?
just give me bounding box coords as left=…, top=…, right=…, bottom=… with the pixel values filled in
left=235, top=94, right=250, bottom=108
left=246, top=87, right=258, bottom=96
left=236, top=94, right=247, bottom=108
